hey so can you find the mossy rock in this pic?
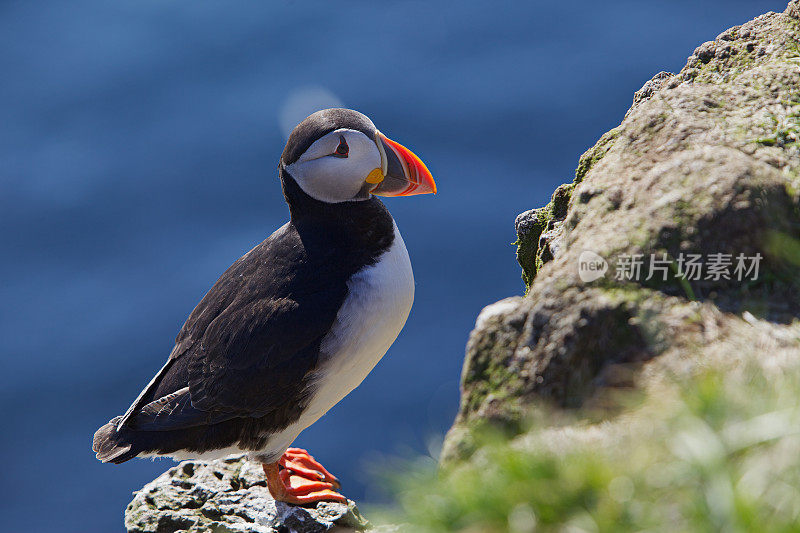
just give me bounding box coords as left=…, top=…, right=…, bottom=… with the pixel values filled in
left=444, top=1, right=800, bottom=465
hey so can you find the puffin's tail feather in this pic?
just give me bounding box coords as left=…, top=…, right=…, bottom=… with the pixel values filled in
left=92, top=417, right=138, bottom=464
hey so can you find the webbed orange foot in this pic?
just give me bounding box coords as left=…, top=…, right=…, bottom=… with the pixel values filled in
left=280, top=447, right=341, bottom=489
left=262, top=449, right=345, bottom=505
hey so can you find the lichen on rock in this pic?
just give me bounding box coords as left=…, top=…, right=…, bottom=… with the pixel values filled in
left=124, top=455, right=368, bottom=533
left=444, top=0, right=800, bottom=465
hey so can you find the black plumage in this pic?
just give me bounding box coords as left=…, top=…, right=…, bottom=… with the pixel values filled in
left=93, top=159, right=395, bottom=463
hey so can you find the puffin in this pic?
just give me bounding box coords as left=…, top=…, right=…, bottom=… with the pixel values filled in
left=92, top=108, right=436, bottom=504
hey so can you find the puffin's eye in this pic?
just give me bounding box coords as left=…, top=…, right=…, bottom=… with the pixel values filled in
left=333, top=136, right=349, bottom=158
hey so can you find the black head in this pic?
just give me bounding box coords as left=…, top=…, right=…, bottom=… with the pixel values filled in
left=281, top=109, right=377, bottom=167
left=279, top=108, right=436, bottom=205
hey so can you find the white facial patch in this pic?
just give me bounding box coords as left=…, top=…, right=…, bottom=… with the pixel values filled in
left=285, top=128, right=382, bottom=203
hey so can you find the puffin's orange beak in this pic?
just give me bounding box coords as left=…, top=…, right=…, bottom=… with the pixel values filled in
left=370, top=132, right=437, bottom=197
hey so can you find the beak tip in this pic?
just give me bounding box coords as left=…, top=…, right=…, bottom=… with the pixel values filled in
left=425, top=174, right=437, bottom=195
left=374, top=133, right=437, bottom=197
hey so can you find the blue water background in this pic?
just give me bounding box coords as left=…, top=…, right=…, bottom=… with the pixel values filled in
left=0, top=1, right=784, bottom=530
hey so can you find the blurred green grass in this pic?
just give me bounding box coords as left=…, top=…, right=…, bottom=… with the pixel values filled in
left=370, top=360, right=800, bottom=532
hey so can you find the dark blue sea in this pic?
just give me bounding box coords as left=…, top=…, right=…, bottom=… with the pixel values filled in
left=0, top=1, right=784, bottom=530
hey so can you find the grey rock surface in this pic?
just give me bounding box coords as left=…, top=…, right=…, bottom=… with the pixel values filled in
left=443, top=0, right=800, bottom=463
left=125, top=455, right=368, bottom=533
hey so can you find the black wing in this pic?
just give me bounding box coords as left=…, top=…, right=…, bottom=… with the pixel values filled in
left=118, top=222, right=349, bottom=432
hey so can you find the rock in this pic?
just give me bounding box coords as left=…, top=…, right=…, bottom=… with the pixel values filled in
left=627, top=71, right=674, bottom=116
left=443, top=1, right=800, bottom=464
left=789, top=0, right=800, bottom=18
left=124, top=455, right=368, bottom=533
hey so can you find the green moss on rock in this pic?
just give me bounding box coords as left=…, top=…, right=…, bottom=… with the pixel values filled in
left=515, top=126, right=622, bottom=291
left=574, top=128, right=621, bottom=184
left=515, top=183, right=574, bottom=288
left=679, top=11, right=800, bottom=85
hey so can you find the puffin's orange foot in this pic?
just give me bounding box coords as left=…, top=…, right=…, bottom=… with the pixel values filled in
left=280, top=447, right=341, bottom=489
left=263, top=452, right=346, bottom=505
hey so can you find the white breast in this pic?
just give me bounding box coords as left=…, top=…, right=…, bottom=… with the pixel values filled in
left=245, top=221, right=415, bottom=462
left=300, top=221, right=415, bottom=426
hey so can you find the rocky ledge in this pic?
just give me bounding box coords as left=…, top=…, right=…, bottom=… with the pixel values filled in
left=124, top=455, right=367, bottom=533
left=442, top=0, right=800, bottom=462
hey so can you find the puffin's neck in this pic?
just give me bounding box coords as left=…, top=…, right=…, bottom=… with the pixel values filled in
left=279, top=167, right=395, bottom=253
